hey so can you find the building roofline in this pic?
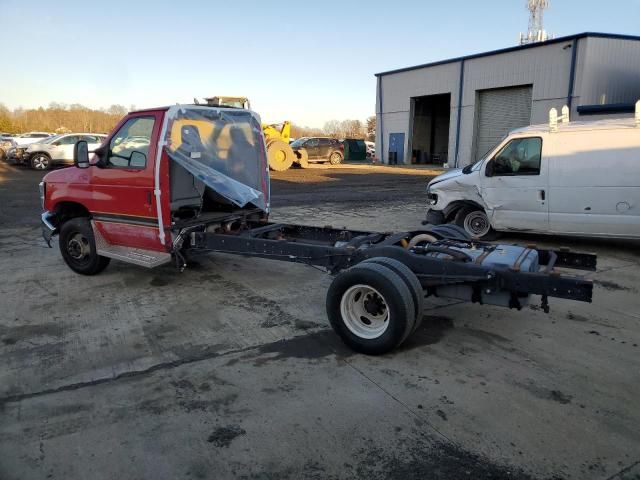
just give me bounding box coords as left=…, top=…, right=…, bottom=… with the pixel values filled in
left=375, top=32, right=640, bottom=77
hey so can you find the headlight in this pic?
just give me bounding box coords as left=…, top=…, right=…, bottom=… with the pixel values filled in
left=39, top=182, right=45, bottom=209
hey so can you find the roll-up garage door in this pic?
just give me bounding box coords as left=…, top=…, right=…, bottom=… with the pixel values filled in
left=473, top=85, right=533, bottom=161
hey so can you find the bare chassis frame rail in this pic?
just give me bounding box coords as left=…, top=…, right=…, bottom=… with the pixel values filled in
left=189, top=222, right=595, bottom=308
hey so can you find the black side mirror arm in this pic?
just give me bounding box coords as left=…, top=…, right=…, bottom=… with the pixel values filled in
left=485, top=160, right=495, bottom=177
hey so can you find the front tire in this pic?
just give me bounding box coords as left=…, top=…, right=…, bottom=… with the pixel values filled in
left=267, top=140, right=295, bottom=171
left=31, top=153, right=51, bottom=171
left=329, top=151, right=343, bottom=165
left=326, top=262, right=415, bottom=355
left=59, top=218, right=111, bottom=275
left=454, top=206, right=497, bottom=241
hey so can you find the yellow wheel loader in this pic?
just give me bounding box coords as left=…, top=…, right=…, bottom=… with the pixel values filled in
left=203, top=96, right=306, bottom=171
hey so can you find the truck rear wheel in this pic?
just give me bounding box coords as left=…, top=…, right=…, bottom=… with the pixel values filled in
left=267, top=140, right=295, bottom=171
left=295, top=149, right=309, bottom=168
left=362, top=257, right=424, bottom=334
left=326, top=262, right=415, bottom=355
left=59, top=218, right=111, bottom=275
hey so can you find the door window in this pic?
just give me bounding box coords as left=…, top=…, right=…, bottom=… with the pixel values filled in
left=107, top=116, right=155, bottom=168
left=489, top=137, right=542, bottom=176
left=305, top=138, right=319, bottom=148
left=58, top=135, right=78, bottom=145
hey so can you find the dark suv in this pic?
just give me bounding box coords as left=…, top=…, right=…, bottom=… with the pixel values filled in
left=290, top=137, right=344, bottom=165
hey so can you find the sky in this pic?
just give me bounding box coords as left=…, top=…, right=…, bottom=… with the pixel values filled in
left=0, top=0, right=638, bottom=127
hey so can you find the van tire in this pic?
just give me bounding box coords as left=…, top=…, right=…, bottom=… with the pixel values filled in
left=326, top=262, right=415, bottom=355
left=454, top=206, right=498, bottom=241
left=59, top=218, right=111, bottom=275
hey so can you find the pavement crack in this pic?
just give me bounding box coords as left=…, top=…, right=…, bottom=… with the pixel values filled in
left=342, top=359, right=455, bottom=445
left=0, top=342, right=263, bottom=406
left=605, top=459, right=640, bottom=480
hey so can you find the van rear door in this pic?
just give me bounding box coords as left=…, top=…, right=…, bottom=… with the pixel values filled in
left=548, top=129, right=640, bottom=238
left=480, top=136, right=549, bottom=232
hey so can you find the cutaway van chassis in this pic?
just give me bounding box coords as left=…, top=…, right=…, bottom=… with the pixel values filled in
left=176, top=217, right=595, bottom=355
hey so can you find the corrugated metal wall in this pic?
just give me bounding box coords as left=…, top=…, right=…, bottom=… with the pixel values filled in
left=575, top=37, right=640, bottom=107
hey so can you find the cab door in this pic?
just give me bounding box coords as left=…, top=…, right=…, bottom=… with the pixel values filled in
left=89, top=112, right=166, bottom=252
left=480, top=136, right=549, bottom=232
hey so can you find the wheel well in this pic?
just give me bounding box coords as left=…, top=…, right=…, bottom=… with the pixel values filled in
left=54, top=202, right=91, bottom=224
left=30, top=151, right=51, bottom=158
left=443, top=200, right=485, bottom=222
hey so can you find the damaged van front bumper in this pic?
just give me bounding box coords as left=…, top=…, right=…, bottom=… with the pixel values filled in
left=424, top=208, right=445, bottom=225
left=41, top=211, right=58, bottom=247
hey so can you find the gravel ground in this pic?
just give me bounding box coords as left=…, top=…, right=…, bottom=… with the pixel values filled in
left=1, top=162, right=639, bottom=480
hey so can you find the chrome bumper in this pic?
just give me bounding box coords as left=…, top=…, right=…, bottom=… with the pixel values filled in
left=41, top=211, right=58, bottom=247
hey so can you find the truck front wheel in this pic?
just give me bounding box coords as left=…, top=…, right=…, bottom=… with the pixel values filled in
left=326, top=262, right=415, bottom=355
left=59, top=218, right=111, bottom=275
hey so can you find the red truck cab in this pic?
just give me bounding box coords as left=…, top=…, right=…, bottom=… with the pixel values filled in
left=41, top=105, right=270, bottom=274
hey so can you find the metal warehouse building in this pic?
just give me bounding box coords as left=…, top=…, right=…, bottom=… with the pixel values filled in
left=375, top=32, right=640, bottom=167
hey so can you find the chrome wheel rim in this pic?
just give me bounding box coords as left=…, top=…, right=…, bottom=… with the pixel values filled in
left=463, top=211, right=490, bottom=238
left=340, top=284, right=389, bottom=339
left=33, top=155, right=48, bottom=170
left=330, top=153, right=340, bottom=164
left=67, top=233, right=91, bottom=260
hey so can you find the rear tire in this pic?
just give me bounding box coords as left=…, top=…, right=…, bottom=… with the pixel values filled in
left=30, top=153, right=51, bottom=171
left=59, top=218, right=111, bottom=275
left=454, top=206, right=497, bottom=241
left=295, top=149, right=309, bottom=168
left=362, top=257, right=424, bottom=334
left=267, top=140, right=295, bottom=171
left=326, top=262, right=415, bottom=355
left=329, top=151, right=343, bottom=165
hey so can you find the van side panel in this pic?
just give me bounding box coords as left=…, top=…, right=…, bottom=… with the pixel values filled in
left=548, top=129, right=640, bottom=238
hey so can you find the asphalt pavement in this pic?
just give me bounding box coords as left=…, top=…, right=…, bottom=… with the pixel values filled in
left=1, top=162, right=639, bottom=480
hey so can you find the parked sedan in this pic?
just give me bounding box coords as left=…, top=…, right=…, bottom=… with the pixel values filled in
left=25, top=133, right=106, bottom=170
left=290, top=137, right=344, bottom=165
left=0, top=135, right=16, bottom=161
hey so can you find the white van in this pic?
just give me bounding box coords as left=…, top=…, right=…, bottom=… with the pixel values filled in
left=425, top=105, right=640, bottom=240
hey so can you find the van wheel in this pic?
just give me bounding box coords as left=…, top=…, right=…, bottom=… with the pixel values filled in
left=59, top=218, right=111, bottom=275
left=326, top=262, right=415, bottom=355
left=454, top=206, right=497, bottom=241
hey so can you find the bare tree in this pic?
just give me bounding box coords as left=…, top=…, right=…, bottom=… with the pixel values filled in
left=366, top=115, right=376, bottom=142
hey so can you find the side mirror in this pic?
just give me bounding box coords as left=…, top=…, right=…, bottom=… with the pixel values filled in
left=485, top=160, right=495, bottom=177
left=130, top=151, right=146, bottom=167
left=52, top=141, right=60, bottom=146
left=74, top=141, right=90, bottom=169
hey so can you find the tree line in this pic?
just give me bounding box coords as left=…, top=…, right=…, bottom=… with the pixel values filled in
left=0, top=102, right=376, bottom=142
left=0, top=103, right=130, bottom=134
left=291, top=116, right=375, bottom=141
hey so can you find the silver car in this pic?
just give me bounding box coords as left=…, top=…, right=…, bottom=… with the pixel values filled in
left=25, top=133, right=107, bottom=170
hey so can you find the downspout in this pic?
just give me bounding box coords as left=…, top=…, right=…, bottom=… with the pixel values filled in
left=453, top=59, right=465, bottom=168
left=567, top=38, right=579, bottom=111
left=377, top=76, right=385, bottom=164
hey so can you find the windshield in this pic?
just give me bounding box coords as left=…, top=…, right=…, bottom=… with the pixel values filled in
left=164, top=106, right=269, bottom=212
left=290, top=137, right=308, bottom=148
